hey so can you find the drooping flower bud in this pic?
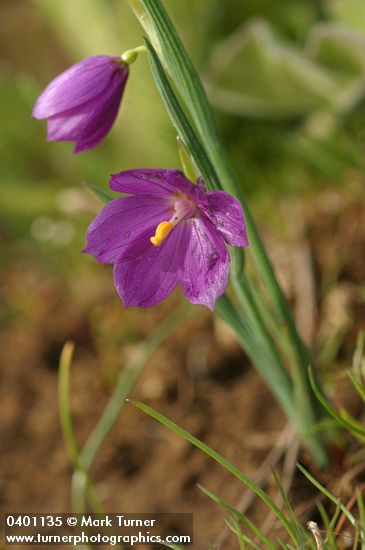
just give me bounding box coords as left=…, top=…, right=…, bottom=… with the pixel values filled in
left=33, top=55, right=129, bottom=153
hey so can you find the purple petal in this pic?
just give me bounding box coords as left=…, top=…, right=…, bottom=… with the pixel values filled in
left=45, top=68, right=127, bottom=152
left=33, top=56, right=125, bottom=119
left=84, top=196, right=171, bottom=264
left=46, top=111, right=90, bottom=142
left=179, top=216, right=230, bottom=310
left=73, top=75, right=127, bottom=152
left=113, top=224, right=188, bottom=308
left=204, top=190, right=248, bottom=247
left=110, top=169, right=198, bottom=199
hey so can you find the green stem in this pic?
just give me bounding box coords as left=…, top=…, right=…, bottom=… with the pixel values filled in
left=130, top=399, right=299, bottom=544
left=121, top=45, right=146, bottom=65
left=130, top=0, right=329, bottom=466
left=217, top=295, right=295, bottom=423
left=136, top=0, right=311, bottom=354
left=244, top=275, right=293, bottom=359
left=232, top=272, right=328, bottom=465
left=71, top=303, right=193, bottom=511
left=58, top=342, right=80, bottom=466
left=231, top=273, right=292, bottom=390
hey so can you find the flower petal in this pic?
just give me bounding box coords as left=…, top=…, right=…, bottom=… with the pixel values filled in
left=113, top=224, right=188, bottom=308
left=84, top=196, right=171, bottom=264
left=73, top=75, right=127, bottom=152
left=45, top=70, right=127, bottom=152
left=110, top=169, right=197, bottom=198
left=179, top=216, right=230, bottom=310
left=47, top=111, right=89, bottom=142
left=205, top=190, right=248, bottom=247
left=33, top=56, right=124, bottom=119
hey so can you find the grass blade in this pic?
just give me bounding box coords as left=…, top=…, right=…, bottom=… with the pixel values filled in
left=227, top=517, right=260, bottom=550
left=144, top=38, right=218, bottom=189
left=272, top=468, right=308, bottom=547
left=347, top=369, right=365, bottom=403
left=199, top=484, right=276, bottom=550
left=58, top=341, right=79, bottom=466
left=82, top=181, right=113, bottom=204
left=128, top=400, right=298, bottom=543
left=308, top=367, right=365, bottom=438
left=297, top=463, right=357, bottom=529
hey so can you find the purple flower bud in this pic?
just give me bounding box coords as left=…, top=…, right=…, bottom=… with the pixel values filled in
left=33, top=55, right=128, bottom=153
left=84, top=169, right=249, bottom=310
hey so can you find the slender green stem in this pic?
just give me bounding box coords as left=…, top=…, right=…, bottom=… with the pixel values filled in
left=232, top=272, right=286, bottom=369
left=129, top=400, right=299, bottom=543
left=58, top=342, right=109, bottom=515
left=146, top=38, right=301, bottom=425
left=135, top=0, right=313, bottom=361
left=58, top=341, right=79, bottom=466
left=71, top=303, right=193, bottom=511
left=244, top=275, right=293, bottom=359
left=121, top=45, right=146, bottom=65
left=145, top=39, right=219, bottom=189
left=233, top=273, right=328, bottom=465
left=130, top=0, right=330, bottom=466
left=217, top=295, right=295, bottom=422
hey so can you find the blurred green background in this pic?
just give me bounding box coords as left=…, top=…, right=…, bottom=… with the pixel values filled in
left=1, top=0, right=364, bottom=537
left=2, top=0, right=365, bottom=277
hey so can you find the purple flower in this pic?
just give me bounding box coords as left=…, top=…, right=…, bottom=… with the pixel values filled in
left=33, top=55, right=128, bottom=153
left=84, top=169, right=248, bottom=310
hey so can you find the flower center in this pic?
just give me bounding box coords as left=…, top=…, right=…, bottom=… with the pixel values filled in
left=150, top=197, right=196, bottom=247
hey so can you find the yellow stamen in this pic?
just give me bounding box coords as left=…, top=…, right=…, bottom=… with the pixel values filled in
left=150, top=221, right=174, bottom=246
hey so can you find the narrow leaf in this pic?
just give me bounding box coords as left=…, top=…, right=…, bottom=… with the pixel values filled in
left=58, top=341, right=79, bottom=466
left=144, top=38, right=219, bottom=189
left=199, top=484, right=276, bottom=550
left=297, top=463, right=357, bottom=528
left=308, top=367, right=365, bottom=437
left=129, top=400, right=297, bottom=541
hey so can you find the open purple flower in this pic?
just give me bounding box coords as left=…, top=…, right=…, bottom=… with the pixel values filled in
left=84, top=169, right=248, bottom=310
left=33, top=55, right=128, bottom=153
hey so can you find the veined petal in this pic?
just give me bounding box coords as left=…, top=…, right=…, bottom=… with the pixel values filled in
left=113, top=224, right=187, bottom=308
left=73, top=75, right=127, bottom=152
left=33, top=56, right=123, bottom=119
left=110, top=169, right=197, bottom=198
left=45, top=70, right=127, bottom=152
left=179, top=216, right=230, bottom=311
left=205, top=190, right=248, bottom=247
left=84, top=196, right=171, bottom=264
left=47, top=111, right=89, bottom=142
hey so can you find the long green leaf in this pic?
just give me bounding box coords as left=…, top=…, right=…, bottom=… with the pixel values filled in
left=216, top=295, right=295, bottom=423
left=272, top=469, right=307, bottom=547
left=83, top=180, right=113, bottom=203
left=227, top=518, right=260, bottom=550
left=308, top=367, right=365, bottom=437
left=145, top=33, right=297, bottom=424
left=347, top=369, right=365, bottom=403
left=129, top=400, right=298, bottom=542
left=199, top=485, right=276, bottom=550
left=144, top=38, right=218, bottom=189
left=297, top=463, right=358, bottom=528
left=130, top=0, right=329, bottom=467
left=137, top=0, right=218, bottom=142
left=58, top=341, right=79, bottom=466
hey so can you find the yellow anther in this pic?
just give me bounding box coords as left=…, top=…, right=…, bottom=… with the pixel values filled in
left=150, top=221, right=174, bottom=246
